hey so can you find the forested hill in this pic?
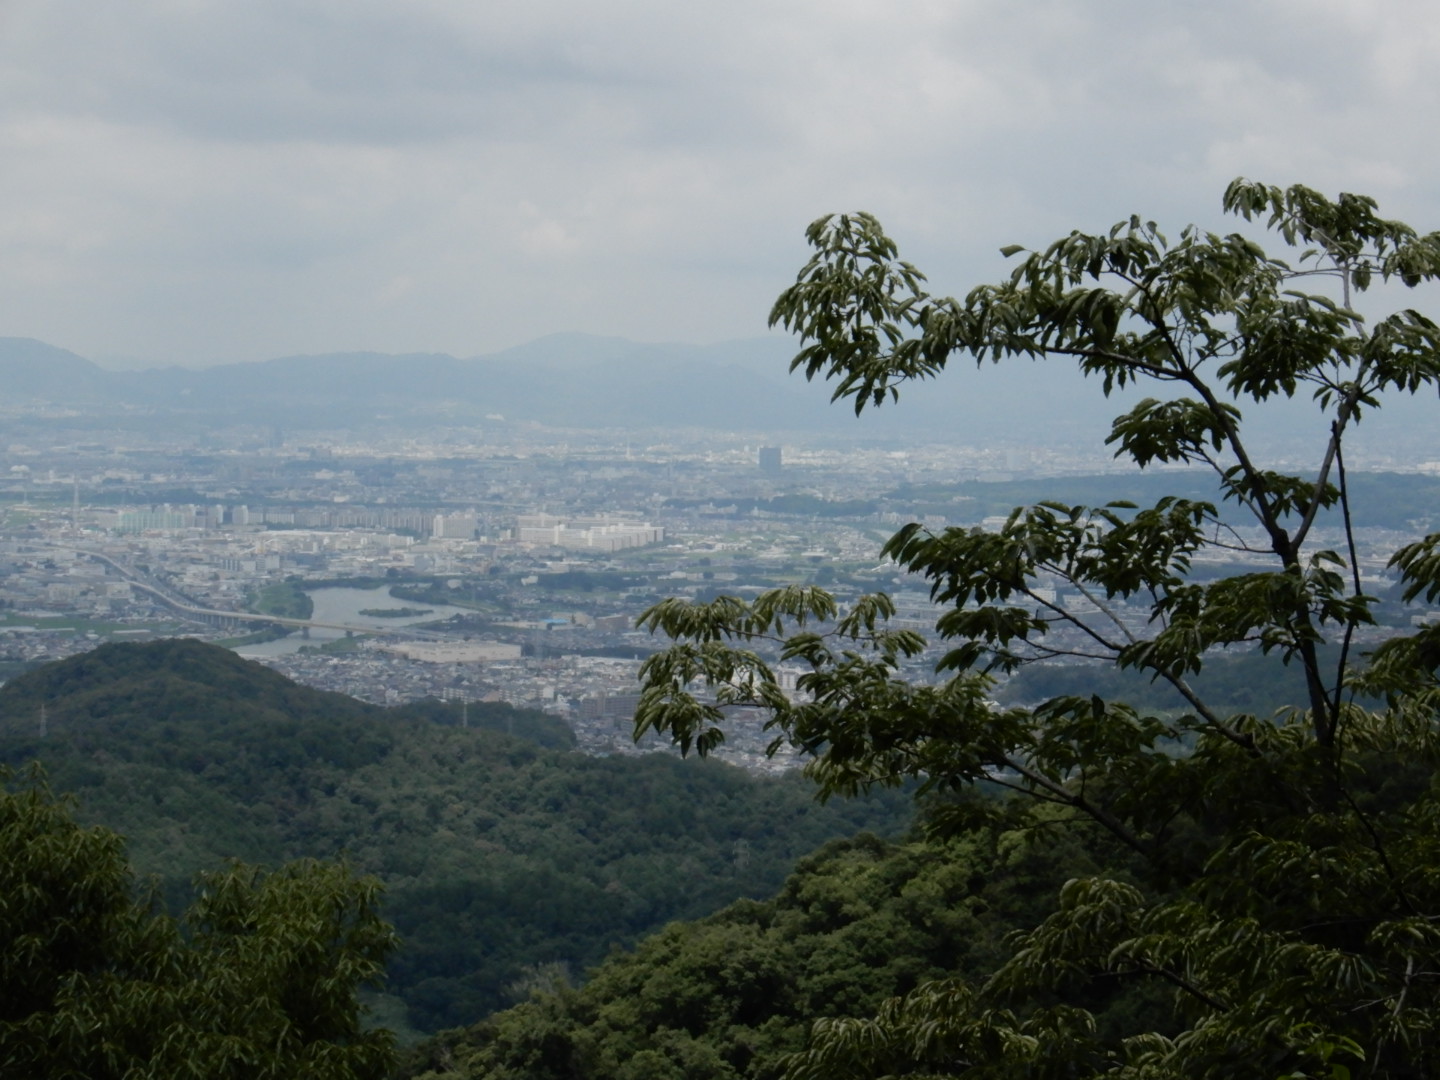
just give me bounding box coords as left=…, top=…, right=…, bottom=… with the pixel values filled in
left=0, top=640, right=915, bottom=1034
left=396, top=829, right=1126, bottom=1080
left=0, top=636, right=576, bottom=752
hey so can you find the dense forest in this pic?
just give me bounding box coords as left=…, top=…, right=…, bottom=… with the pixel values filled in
left=601, top=179, right=1440, bottom=1077
left=396, top=824, right=1150, bottom=1080
left=0, top=640, right=914, bottom=1034
left=994, top=642, right=1389, bottom=716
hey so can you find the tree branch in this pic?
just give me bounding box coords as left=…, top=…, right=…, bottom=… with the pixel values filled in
left=1127, top=961, right=1231, bottom=1014
left=998, top=754, right=1153, bottom=858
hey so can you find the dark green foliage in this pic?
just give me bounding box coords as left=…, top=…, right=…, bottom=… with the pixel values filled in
left=389, top=580, right=507, bottom=612
left=0, top=766, right=396, bottom=1079
left=996, top=644, right=1383, bottom=716
left=249, top=578, right=315, bottom=620
left=0, top=641, right=912, bottom=1034
left=393, top=697, right=577, bottom=751
left=399, top=829, right=1112, bottom=1080
left=0, top=658, right=43, bottom=681
left=632, top=182, right=1440, bottom=1077
left=370, top=742, right=913, bottom=1030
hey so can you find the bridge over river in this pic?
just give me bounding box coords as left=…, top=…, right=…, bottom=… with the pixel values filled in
left=56, top=546, right=455, bottom=641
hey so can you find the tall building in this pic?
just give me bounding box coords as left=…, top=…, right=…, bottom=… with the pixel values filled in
left=759, top=446, right=782, bottom=473
left=433, top=513, right=479, bottom=540
left=516, top=514, right=663, bottom=552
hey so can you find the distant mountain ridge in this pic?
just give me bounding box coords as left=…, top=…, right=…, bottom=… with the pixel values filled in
left=0, top=338, right=114, bottom=401
left=0, top=333, right=1134, bottom=440
left=10, top=331, right=1418, bottom=449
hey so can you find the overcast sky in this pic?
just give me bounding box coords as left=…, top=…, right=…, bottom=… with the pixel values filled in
left=1, top=0, right=1437, bottom=368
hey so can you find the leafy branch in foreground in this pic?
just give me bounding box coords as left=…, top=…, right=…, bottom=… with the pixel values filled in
left=637, top=181, right=1440, bottom=1078
left=0, top=765, right=397, bottom=1079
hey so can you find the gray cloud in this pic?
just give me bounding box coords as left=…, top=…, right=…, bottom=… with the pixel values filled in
left=0, top=0, right=1436, bottom=366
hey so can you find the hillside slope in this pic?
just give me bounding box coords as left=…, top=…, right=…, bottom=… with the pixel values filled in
left=0, top=640, right=913, bottom=1033
left=396, top=829, right=1128, bottom=1080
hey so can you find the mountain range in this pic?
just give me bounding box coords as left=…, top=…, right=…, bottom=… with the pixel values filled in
left=6, top=332, right=1433, bottom=453
left=0, top=333, right=1142, bottom=442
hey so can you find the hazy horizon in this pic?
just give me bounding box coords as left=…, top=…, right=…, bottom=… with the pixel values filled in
left=3, top=2, right=1440, bottom=369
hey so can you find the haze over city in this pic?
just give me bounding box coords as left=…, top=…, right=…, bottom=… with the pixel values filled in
left=11, top=5, right=1440, bottom=1075
left=5, top=0, right=1440, bottom=762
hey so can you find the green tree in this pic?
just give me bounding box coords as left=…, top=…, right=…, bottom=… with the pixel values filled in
left=0, top=639, right=911, bottom=1033
left=635, top=182, right=1440, bottom=1077
left=399, top=830, right=1098, bottom=1080
left=0, top=766, right=396, bottom=1079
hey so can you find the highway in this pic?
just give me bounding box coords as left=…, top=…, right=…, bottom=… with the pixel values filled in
left=50, top=545, right=453, bottom=640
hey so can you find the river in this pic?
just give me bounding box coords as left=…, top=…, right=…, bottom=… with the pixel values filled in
left=234, top=586, right=472, bottom=658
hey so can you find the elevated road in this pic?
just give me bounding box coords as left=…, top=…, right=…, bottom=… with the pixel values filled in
left=51, top=545, right=454, bottom=641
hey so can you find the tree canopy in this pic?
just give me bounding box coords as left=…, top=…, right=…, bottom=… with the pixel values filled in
left=0, top=639, right=913, bottom=1033
left=0, top=766, right=396, bottom=1079
left=634, top=182, right=1440, bottom=1077
left=399, top=829, right=1113, bottom=1080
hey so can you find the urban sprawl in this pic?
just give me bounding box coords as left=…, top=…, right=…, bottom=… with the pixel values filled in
left=2, top=421, right=1435, bottom=773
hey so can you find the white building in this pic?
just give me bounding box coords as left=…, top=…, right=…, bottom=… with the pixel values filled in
left=516, top=514, right=663, bottom=552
